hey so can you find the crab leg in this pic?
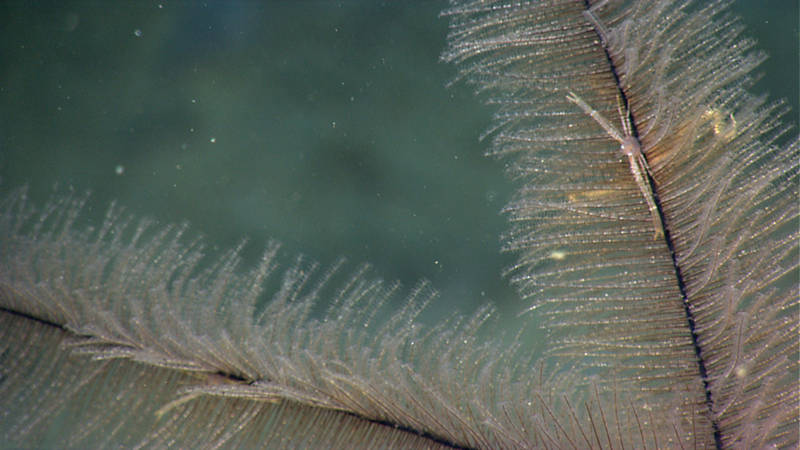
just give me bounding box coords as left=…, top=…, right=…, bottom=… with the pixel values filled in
left=566, top=91, right=665, bottom=239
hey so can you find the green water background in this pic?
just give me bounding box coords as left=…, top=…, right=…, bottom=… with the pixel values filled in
left=1, top=1, right=797, bottom=341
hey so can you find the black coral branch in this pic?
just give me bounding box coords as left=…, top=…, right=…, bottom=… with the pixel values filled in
left=443, top=0, right=798, bottom=446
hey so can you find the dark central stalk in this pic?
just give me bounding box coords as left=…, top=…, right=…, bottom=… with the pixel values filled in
left=580, top=1, right=722, bottom=447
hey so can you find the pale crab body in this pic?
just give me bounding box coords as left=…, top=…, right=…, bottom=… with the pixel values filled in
left=567, top=91, right=665, bottom=239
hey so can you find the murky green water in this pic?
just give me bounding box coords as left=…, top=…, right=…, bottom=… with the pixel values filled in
left=0, top=0, right=796, bottom=329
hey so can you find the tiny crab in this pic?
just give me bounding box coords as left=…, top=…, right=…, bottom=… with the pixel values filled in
left=566, top=91, right=665, bottom=239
